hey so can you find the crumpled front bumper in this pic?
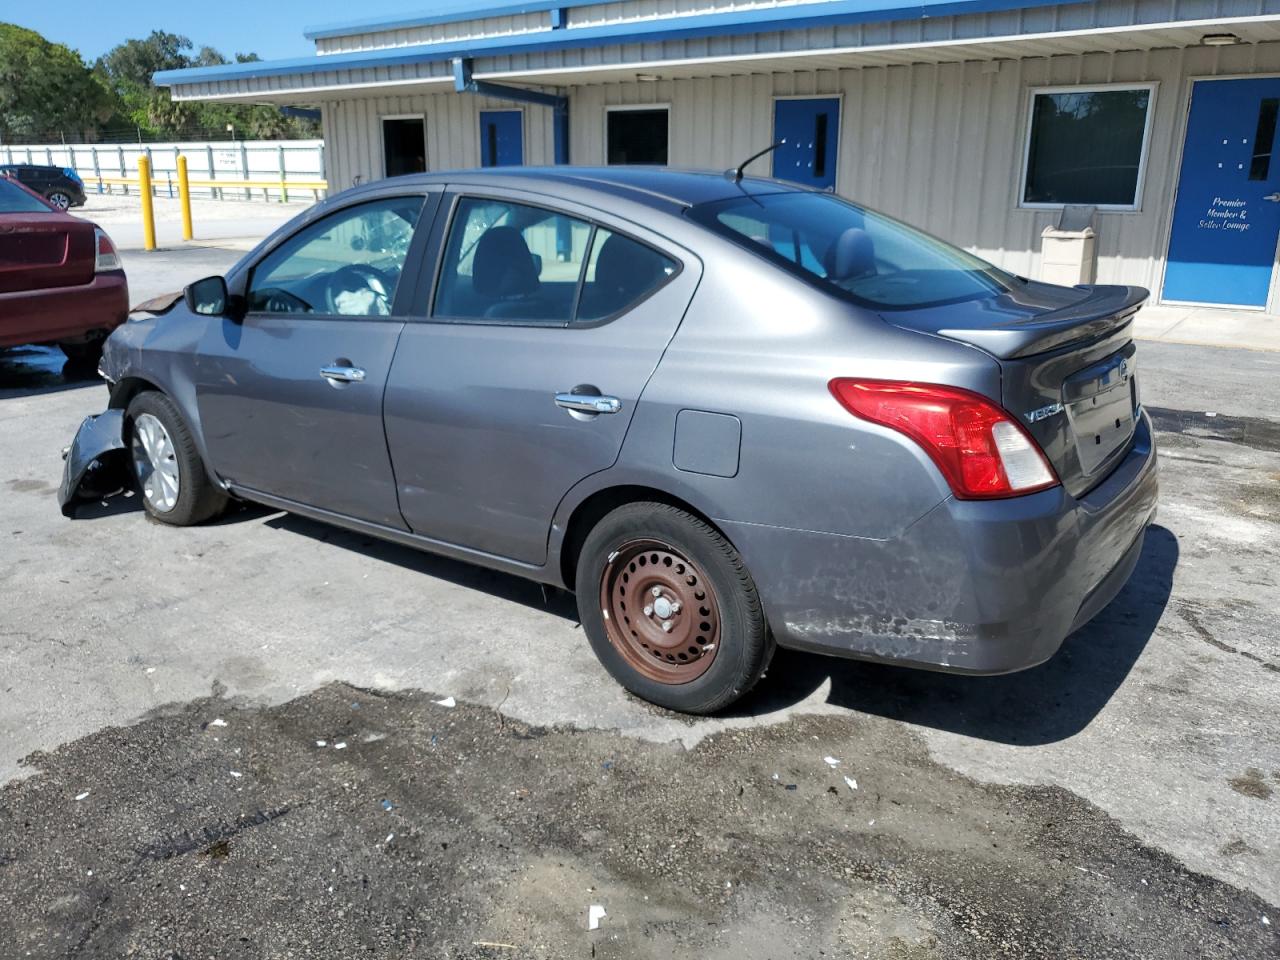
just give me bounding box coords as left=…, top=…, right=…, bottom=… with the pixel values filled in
left=59, top=409, right=128, bottom=517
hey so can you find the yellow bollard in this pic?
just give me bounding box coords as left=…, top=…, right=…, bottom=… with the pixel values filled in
left=137, top=156, right=157, bottom=251
left=177, top=155, right=194, bottom=241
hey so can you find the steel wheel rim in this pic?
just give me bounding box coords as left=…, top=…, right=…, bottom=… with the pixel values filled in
left=131, top=413, right=180, bottom=513
left=600, top=539, right=722, bottom=685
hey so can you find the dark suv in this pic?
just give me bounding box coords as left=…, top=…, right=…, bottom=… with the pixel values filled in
left=0, top=164, right=86, bottom=209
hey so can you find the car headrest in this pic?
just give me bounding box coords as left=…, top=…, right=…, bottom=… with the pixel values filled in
left=594, top=234, right=666, bottom=303
left=824, top=227, right=876, bottom=282
left=473, top=226, right=540, bottom=298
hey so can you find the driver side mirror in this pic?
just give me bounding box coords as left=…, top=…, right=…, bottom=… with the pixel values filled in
left=185, top=275, right=243, bottom=321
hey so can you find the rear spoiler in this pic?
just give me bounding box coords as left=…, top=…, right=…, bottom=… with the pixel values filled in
left=935, top=285, right=1148, bottom=359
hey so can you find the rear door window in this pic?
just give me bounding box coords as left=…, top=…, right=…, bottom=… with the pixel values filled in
left=434, top=197, right=592, bottom=323
left=434, top=196, right=677, bottom=324
left=576, top=228, right=678, bottom=323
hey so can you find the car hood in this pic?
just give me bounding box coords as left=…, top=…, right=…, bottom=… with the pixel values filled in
left=131, top=290, right=184, bottom=315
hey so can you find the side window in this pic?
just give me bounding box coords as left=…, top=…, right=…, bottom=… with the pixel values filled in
left=434, top=197, right=592, bottom=323
left=247, top=196, right=425, bottom=317
left=576, top=228, right=677, bottom=323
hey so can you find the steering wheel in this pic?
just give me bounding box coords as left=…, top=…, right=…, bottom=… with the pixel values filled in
left=323, top=264, right=393, bottom=315
left=252, top=287, right=313, bottom=313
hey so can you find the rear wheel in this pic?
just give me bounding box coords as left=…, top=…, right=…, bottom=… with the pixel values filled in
left=46, top=190, right=72, bottom=210
left=125, top=391, right=227, bottom=526
left=575, top=502, right=773, bottom=714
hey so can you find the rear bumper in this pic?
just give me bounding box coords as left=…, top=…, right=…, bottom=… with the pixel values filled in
left=725, top=409, right=1159, bottom=674
left=0, top=270, right=129, bottom=348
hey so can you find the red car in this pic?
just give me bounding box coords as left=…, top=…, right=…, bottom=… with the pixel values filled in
left=0, top=176, right=128, bottom=362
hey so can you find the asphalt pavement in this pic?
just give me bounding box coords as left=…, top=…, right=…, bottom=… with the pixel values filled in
left=0, top=234, right=1276, bottom=957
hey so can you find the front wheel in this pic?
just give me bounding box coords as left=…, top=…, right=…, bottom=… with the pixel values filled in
left=575, top=502, right=773, bottom=714
left=125, top=391, right=228, bottom=525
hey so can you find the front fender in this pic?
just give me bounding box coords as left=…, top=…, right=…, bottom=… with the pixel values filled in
left=58, top=409, right=128, bottom=517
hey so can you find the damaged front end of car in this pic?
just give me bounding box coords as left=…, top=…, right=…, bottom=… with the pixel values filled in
left=58, top=409, right=128, bottom=516
left=58, top=289, right=185, bottom=516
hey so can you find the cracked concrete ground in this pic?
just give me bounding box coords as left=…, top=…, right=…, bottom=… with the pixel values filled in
left=0, top=684, right=1275, bottom=959
left=0, top=322, right=1277, bottom=956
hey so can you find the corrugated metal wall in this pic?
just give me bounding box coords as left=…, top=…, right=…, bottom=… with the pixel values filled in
left=316, top=12, right=550, bottom=55
left=567, top=0, right=831, bottom=29
left=321, top=40, right=1280, bottom=294
left=321, top=93, right=557, bottom=191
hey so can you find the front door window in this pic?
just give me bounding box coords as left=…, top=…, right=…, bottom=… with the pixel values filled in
left=246, top=197, right=425, bottom=316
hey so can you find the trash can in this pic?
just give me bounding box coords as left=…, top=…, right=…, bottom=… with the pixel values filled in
left=1039, top=204, right=1097, bottom=286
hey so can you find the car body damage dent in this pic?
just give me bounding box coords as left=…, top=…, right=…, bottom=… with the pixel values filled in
left=58, top=409, right=128, bottom=516
left=130, top=290, right=183, bottom=316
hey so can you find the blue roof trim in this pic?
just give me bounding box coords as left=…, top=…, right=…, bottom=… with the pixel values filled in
left=157, top=0, right=1064, bottom=87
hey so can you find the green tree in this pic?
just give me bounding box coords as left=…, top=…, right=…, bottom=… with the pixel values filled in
left=93, top=30, right=198, bottom=137
left=0, top=24, right=319, bottom=142
left=0, top=23, right=118, bottom=140
left=94, top=30, right=192, bottom=89
left=94, top=31, right=320, bottom=140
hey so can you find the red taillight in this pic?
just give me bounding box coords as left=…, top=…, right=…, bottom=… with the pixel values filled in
left=828, top=378, right=1059, bottom=500
left=94, top=228, right=121, bottom=273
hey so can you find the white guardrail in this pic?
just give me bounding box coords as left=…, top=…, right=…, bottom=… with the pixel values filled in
left=0, top=139, right=327, bottom=202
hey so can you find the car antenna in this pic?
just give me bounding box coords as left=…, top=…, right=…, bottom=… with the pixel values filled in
left=725, top=140, right=786, bottom=184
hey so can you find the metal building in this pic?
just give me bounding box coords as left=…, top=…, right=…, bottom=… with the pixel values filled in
left=155, top=0, right=1280, bottom=313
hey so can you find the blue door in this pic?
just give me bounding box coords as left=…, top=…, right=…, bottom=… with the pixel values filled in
left=772, top=98, right=840, bottom=190
left=1164, top=78, right=1280, bottom=307
left=479, top=110, right=523, bottom=167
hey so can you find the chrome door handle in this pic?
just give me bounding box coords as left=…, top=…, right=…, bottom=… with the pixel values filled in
left=555, top=393, right=621, bottom=414
left=1266, top=193, right=1280, bottom=203
left=320, top=364, right=366, bottom=383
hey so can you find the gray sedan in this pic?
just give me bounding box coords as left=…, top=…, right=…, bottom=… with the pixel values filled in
left=60, top=167, right=1158, bottom=713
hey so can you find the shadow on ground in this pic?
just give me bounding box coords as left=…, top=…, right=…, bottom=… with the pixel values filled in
left=733, top=524, right=1179, bottom=745
left=265, top=511, right=581, bottom=621
left=0, top=345, right=100, bottom=397
left=64, top=479, right=1178, bottom=748
left=262, top=510, right=1177, bottom=747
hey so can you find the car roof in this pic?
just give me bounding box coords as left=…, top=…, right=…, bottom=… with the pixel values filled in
left=347, top=166, right=805, bottom=213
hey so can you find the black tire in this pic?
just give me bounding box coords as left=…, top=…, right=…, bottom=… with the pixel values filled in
left=575, top=502, right=774, bottom=714
left=125, top=391, right=228, bottom=526
left=59, top=335, right=105, bottom=365
left=46, top=190, right=72, bottom=210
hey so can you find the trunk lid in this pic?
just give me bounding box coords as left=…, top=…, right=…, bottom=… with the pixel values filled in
left=885, top=283, right=1147, bottom=497
left=0, top=213, right=96, bottom=294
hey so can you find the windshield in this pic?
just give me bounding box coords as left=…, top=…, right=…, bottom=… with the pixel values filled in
left=688, top=191, right=1018, bottom=310
left=0, top=177, right=53, bottom=214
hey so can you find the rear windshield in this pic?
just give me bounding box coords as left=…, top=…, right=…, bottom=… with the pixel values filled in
left=0, top=177, right=52, bottom=214
left=687, top=191, right=1018, bottom=310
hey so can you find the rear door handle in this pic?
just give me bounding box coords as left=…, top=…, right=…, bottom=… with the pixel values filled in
left=320, top=364, right=366, bottom=384
left=555, top=393, right=621, bottom=414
